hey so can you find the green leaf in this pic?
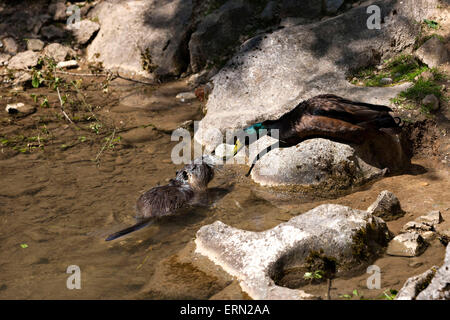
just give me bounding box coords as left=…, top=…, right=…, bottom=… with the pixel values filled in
left=353, top=289, right=359, bottom=296
left=20, top=243, right=28, bottom=249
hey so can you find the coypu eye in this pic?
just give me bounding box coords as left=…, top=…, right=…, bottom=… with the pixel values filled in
left=182, top=171, right=188, bottom=180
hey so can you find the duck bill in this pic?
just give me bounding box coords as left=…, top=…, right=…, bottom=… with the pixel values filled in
left=233, top=139, right=243, bottom=156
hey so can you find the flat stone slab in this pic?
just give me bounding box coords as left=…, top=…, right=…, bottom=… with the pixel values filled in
left=195, top=204, right=391, bottom=300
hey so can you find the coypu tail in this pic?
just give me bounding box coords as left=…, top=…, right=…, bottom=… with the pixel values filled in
left=105, top=219, right=153, bottom=241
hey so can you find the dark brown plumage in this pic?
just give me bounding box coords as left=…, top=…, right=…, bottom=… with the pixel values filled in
left=230, top=94, right=402, bottom=176
left=105, top=161, right=214, bottom=241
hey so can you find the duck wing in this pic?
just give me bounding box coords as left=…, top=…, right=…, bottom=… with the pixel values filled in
left=304, top=94, right=394, bottom=126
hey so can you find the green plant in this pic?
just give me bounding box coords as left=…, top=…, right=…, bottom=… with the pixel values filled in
left=340, top=289, right=361, bottom=300
left=424, top=19, right=439, bottom=29
left=303, top=270, right=324, bottom=281
left=380, top=289, right=397, bottom=300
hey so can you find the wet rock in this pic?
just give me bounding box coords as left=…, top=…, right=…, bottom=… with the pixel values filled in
left=387, top=232, right=427, bottom=257
left=415, top=37, right=449, bottom=68
left=87, top=0, right=192, bottom=78
left=416, top=244, right=450, bottom=300
left=188, top=0, right=254, bottom=73
left=120, top=127, right=161, bottom=144
left=0, top=53, right=11, bottom=66
left=417, top=210, right=443, bottom=227
left=195, top=204, right=391, bottom=300
left=5, top=103, right=36, bottom=116
left=421, top=94, right=440, bottom=111
left=194, top=0, right=438, bottom=151
left=175, top=91, right=196, bottom=102
left=26, top=39, right=45, bottom=51
left=40, top=25, right=66, bottom=40
left=42, top=43, right=76, bottom=62
left=324, top=0, right=344, bottom=14
left=66, top=20, right=100, bottom=45
left=56, top=60, right=78, bottom=69
left=396, top=267, right=438, bottom=300
left=1, top=37, right=18, bottom=54
left=7, top=51, right=40, bottom=70
left=367, top=190, right=405, bottom=221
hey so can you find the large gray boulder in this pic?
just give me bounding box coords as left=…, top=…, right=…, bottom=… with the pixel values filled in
left=195, top=204, right=391, bottom=300
left=194, top=0, right=439, bottom=151
left=87, top=0, right=192, bottom=78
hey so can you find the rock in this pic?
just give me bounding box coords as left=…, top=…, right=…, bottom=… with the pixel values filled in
left=13, top=71, right=32, bottom=85
left=40, top=25, right=66, bottom=40
left=248, top=137, right=394, bottom=190
left=397, top=244, right=450, bottom=300
left=260, top=1, right=277, bottom=21
left=7, top=51, right=40, bottom=70
left=396, top=267, right=438, bottom=300
left=420, top=70, right=434, bottom=81
left=367, top=190, right=405, bottom=221
left=422, top=94, right=440, bottom=111
left=175, top=91, right=196, bottom=101
left=194, top=0, right=438, bottom=151
left=416, top=244, right=450, bottom=300
left=415, top=37, right=449, bottom=68
left=401, top=221, right=433, bottom=234
left=56, top=60, right=78, bottom=69
left=417, top=210, right=443, bottom=227
left=87, top=0, right=192, bottom=78
left=188, top=0, right=254, bottom=73
left=280, top=0, right=322, bottom=18
left=324, top=0, right=344, bottom=14
left=387, top=232, right=427, bottom=257
left=195, top=204, right=391, bottom=300
left=421, top=231, right=436, bottom=242
left=26, top=39, right=45, bottom=51
left=0, top=53, right=11, bottom=66
left=50, top=0, right=67, bottom=21
left=380, top=77, right=393, bottom=85
left=42, top=43, right=76, bottom=62
left=187, top=69, right=210, bottom=86
left=5, top=103, right=36, bottom=116
left=66, top=20, right=100, bottom=45
left=2, top=37, right=18, bottom=54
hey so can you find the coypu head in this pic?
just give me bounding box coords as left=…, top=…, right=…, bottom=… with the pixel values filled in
left=175, top=160, right=214, bottom=191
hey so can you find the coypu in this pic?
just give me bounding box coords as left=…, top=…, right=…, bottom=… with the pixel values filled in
left=105, top=157, right=215, bottom=241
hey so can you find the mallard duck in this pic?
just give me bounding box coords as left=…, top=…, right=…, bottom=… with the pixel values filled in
left=228, top=94, right=402, bottom=176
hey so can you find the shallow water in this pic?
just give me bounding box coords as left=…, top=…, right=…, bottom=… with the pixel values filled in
left=0, top=80, right=449, bottom=299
